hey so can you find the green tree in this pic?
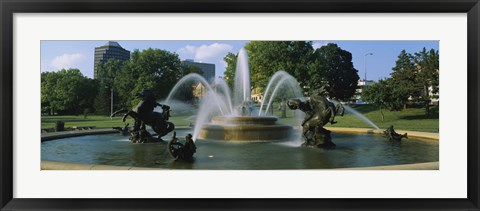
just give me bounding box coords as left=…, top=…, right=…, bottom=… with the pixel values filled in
left=41, top=69, right=97, bottom=115
left=223, top=41, right=314, bottom=93
left=114, top=48, right=186, bottom=108
left=246, top=41, right=314, bottom=92
left=390, top=49, right=418, bottom=110
left=414, top=48, right=439, bottom=115
left=310, top=43, right=359, bottom=101
left=41, top=71, right=60, bottom=115
left=390, top=48, right=439, bottom=114
left=362, top=78, right=409, bottom=122
left=223, top=52, right=238, bottom=88
left=284, top=41, right=315, bottom=86
left=245, top=41, right=290, bottom=93
left=93, top=59, right=123, bottom=115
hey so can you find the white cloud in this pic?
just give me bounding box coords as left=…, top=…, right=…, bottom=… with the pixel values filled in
left=177, top=43, right=233, bottom=61
left=50, top=53, right=86, bottom=70
left=312, top=41, right=329, bottom=49
left=178, top=45, right=196, bottom=54
left=195, top=43, right=233, bottom=61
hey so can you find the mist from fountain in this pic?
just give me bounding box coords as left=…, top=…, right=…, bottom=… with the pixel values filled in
left=260, top=71, right=303, bottom=116
left=233, top=48, right=251, bottom=108
left=258, top=71, right=285, bottom=115
left=166, top=48, right=257, bottom=140
left=164, top=47, right=380, bottom=142
left=192, top=91, right=231, bottom=139
left=214, top=79, right=234, bottom=114
left=342, top=104, right=380, bottom=129
left=165, top=73, right=227, bottom=115
left=330, top=99, right=380, bottom=130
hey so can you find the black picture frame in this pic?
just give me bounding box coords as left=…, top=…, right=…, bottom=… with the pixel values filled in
left=1, top=0, right=479, bottom=210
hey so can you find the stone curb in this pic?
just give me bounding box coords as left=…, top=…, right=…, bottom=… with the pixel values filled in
left=337, top=161, right=439, bottom=170
left=325, top=127, right=439, bottom=140
left=41, top=160, right=160, bottom=170
left=41, top=129, right=119, bottom=142
left=41, top=160, right=439, bottom=170
left=41, top=127, right=194, bottom=142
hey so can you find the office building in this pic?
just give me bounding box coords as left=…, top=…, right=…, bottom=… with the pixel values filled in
left=94, top=41, right=130, bottom=79
left=181, top=59, right=215, bottom=82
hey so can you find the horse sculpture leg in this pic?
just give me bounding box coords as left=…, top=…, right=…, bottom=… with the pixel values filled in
left=302, top=123, right=313, bottom=146
left=153, top=122, right=175, bottom=138
left=335, top=104, right=345, bottom=117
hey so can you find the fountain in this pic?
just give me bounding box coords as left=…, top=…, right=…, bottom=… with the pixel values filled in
left=167, top=48, right=303, bottom=142
left=41, top=47, right=439, bottom=170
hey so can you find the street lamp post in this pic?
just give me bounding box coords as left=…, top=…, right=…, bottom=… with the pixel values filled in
left=110, top=87, right=113, bottom=120
left=364, top=53, right=373, bottom=84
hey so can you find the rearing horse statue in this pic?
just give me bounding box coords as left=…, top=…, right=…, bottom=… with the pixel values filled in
left=112, top=89, right=174, bottom=142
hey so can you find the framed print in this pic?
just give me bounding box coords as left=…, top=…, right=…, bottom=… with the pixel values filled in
left=1, top=0, right=479, bottom=210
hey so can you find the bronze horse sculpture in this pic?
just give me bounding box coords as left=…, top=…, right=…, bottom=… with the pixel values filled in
left=112, top=89, right=174, bottom=143
left=288, top=88, right=344, bottom=148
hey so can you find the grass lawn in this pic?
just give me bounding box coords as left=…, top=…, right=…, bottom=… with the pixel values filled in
left=275, top=104, right=438, bottom=133
left=41, top=115, right=194, bottom=129
left=42, top=105, right=438, bottom=133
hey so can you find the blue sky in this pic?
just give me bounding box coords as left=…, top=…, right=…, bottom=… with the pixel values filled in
left=41, top=40, right=438, bottom=81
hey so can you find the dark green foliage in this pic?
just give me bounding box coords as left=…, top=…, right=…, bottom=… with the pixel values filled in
left=245, top=41, right=315, bottom=93
left=361, top=78, right=409, bottom=121
left=390, top=50, right=418, bottom=108
left=413, top=48, right=439, bottom=115
left=42, top=48, right=191, bottom=115
left=41, top=69, right=97, bottom=115
left=223, top=52, right=237, bottom=88
left=114, top=48, right=194, bottom=108
left=310, top=44, right=359, bottom=101
left=223, top=42, right=359, bottom=101
left=93, top=59, right=123, bottom=115
left=390, top=48, right=439, bottom=115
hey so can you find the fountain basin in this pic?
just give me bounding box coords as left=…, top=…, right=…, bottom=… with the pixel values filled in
left=41, top=128, right=439, bottom=170
left=197, top=116, right=293, bottom=141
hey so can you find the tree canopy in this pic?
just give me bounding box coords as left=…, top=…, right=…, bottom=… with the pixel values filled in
left=361, top=78, right=409, bottom=121
left=389, top=48, right=439, bottom=114
left=223, top=42, right=359, bottom=101
left=42, top=48, right=200, bottom=116
left=310, top=43, right=359, bottom=100
left=41, top=69, right=96, bottom=115
left=110, top=48, right=201, bottom=109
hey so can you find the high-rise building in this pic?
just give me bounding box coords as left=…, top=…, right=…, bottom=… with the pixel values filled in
left=181, top=59, right=215, bottom=82
left=94, top=41, right=130, bottom=79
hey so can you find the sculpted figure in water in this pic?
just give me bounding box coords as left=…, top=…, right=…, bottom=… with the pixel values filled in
left=384, top=125, right=408, bottom=142
left=288, top=86, right=344, bottom=149
left=111, top=89, right=175, bottom=143
left=168, top=132, right=197, bottom=161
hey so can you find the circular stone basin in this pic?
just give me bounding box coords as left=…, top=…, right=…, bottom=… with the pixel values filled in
left=197, top=116, right=293, bottom=141
left=41, top=130, right=439, bottom=170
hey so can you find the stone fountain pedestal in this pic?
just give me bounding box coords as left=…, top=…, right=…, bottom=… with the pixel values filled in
left=197, top=116, right=293, bottom=142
